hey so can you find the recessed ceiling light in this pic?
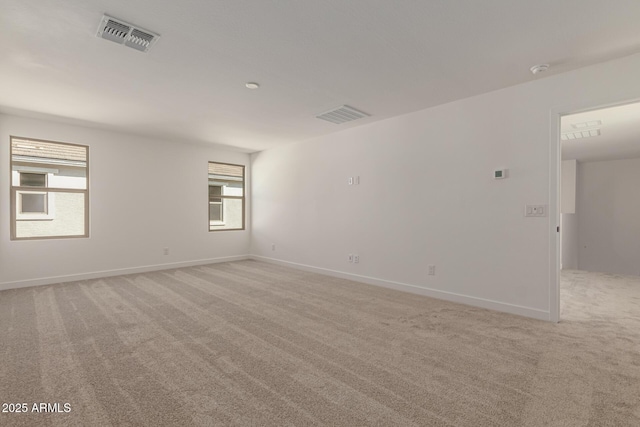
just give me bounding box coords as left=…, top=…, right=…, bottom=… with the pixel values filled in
left=530, top=64, right=549, bottom=75
left=245, top=82, right=260, bottom=89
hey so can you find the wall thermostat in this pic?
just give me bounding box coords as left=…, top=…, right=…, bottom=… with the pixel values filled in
left=494, top=169, right=508, bottom=179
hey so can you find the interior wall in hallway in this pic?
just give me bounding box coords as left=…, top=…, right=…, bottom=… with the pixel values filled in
left=577, top=157, right=640, bottom=275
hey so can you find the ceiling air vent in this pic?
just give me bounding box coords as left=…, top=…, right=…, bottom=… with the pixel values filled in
left=561, top=128, right=601, bottom=141
left=316, top=105, right=371, bottom=124
left=126, top=29, right=155, bottom=51
left=97, top=15, right=159, bottom=53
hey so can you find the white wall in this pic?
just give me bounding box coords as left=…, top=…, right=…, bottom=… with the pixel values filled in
left=561, top=214, right=579, bottom=270
left=1, top=114, right=251, bottom=289
left=251, top=53, right=640, bottom=320
left=577, top=157, right=640, bottom=275
left=561, top=159, right=576, bottom=214
left=561, top=159, right=578, bottom=269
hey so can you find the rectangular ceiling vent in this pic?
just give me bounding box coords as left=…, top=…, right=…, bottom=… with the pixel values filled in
left=97, top=15, right=159, bottom=53
left=561, top=128, right=601, bottom=141
left=316, top=105, right=371, bottom=124
left=571, top=120, right=602, bottom=129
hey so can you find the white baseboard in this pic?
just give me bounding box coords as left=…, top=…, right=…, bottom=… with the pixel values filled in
left=2, top=254, right=551, bottom=321
left=0, top=255, right=250, bottom=292
left=250, top=255, right=551, bottom=321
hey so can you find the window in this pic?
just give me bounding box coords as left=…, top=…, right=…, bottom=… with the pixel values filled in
left=208, top=162, right=244, bottom=231
left=20, top=172, right=47, bottom=187
left=19, top=191, right=47, bottom=214
left=10, top=137, right=89, bottom=240
left=16, top=172, right=52, bottom=218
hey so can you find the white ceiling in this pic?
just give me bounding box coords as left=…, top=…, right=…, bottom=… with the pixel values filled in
left=562, top=101, right=640, bottom=162
left=2, top=1, right=640, bottom=152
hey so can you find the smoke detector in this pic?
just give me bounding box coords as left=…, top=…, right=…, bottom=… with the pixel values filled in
left=316, top=105, right=371, bottom=124
left=530, top=64, right=549, bottom=75
left=96, top=15, right=159, bottom=53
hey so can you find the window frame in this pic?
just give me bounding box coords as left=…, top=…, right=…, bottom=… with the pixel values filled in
left=208, top=161, right=245, bottom=232
left=10, top=136, right=90, bottom=241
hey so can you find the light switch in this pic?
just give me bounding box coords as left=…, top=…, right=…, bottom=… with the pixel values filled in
left=525, top=205, right=548, bottom=217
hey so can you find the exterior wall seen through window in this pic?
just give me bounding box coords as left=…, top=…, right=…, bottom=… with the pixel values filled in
left=208, top=162, right=244, bottom=231
left=10, top=137, right=89, bottom=240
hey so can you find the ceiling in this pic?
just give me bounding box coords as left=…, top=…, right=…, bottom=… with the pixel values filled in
left=2, top=1, right=640, bottom=152
left=562, top=101, right=640, bottom=162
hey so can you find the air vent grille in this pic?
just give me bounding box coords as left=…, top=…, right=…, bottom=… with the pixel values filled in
left=97, top=15, right=159, bottom=53
left=103, top=20, right=130, bottom=42
left=561, top=128, right=601, bottom=141
left=316, top=105, right=370, bottom=124
left=126, top=29, right=154, bottom=51
left=571, top=120, right=602, bottom=129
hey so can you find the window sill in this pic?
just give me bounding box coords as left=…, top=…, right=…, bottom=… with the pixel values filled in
left=17, top=216, right=55, bottom=221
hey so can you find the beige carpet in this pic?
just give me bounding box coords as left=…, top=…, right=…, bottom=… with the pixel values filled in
left=0, top=261, right=638, bottom=426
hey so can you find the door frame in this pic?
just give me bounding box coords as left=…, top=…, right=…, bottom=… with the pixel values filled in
left=548, top=96, right=640, bottom=322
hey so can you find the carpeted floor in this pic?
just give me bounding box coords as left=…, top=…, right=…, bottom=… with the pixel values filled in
left=0, top=261, right=639, bottom=426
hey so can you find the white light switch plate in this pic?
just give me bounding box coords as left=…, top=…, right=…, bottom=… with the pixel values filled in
left=525, top=205, right=547, bottom=217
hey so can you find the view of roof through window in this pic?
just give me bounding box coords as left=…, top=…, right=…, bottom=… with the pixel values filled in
left=208, top=162, right=243, bottom=177
left=11, top=138, right=87, bottom=165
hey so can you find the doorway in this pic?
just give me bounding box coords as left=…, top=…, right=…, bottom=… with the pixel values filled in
left=554, top=100, right=640, bottom=321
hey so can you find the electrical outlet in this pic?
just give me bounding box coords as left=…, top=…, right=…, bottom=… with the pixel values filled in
left=271, top=243, right=276, bottom=251
left=163, top=247, right=169, bottom=256
left=355, top=176, right=360, bottom=185
left=353, top=255, right=359, bottom=263
left=348, top=177, right=353, bottom=185
left=428, top=265, right=435, bottom=275
left=348, top=254, right=353, bottom=263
